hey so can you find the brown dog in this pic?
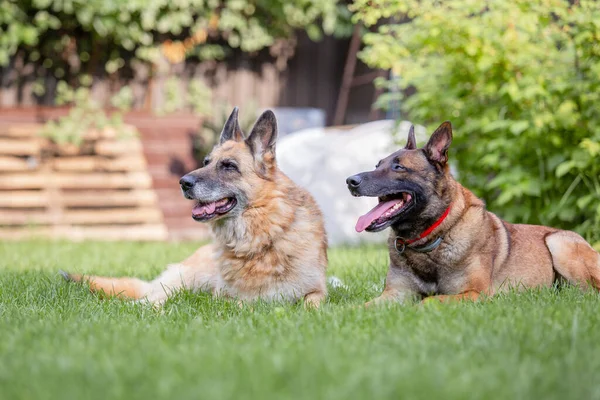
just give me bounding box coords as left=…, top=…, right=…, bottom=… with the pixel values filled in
left=62, top=108, right=328, bottom=307
left=347, top=121, right=600, bottom=305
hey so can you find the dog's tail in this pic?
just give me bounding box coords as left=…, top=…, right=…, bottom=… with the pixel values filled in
left=59, top=270, right=150, bottom=300
left=59, top=244, right=217, bottom=305
left=544, top=231, right=600, bottom=290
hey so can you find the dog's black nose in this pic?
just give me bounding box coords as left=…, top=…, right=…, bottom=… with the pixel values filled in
left=179, top=175, right=197, bottom=190
left=346, top=175, right=362, bottom=188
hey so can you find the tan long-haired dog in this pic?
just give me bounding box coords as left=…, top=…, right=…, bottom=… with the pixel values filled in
left=62, top=108, right=328, bottom=307
left=347, top=121, right=600, bottom=305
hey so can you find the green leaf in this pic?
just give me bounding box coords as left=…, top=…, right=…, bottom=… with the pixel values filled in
left=558, top=208, right=576, bottom=222
left=577, top=195, right=593, bottom=210
left=556, top=161, right=575, bottom=178
left=496, top=191, right=514, bottom=206
left=509, top=121, right=529, bottom=135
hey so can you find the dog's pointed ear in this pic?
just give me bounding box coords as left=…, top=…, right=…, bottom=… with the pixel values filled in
left=246, top=110, right=278, bottom=160
left=424, top=121, right=453, bottom=166
left=219, top=107, right=244, bottom=144
left=405, top=125, right=417, bottom=150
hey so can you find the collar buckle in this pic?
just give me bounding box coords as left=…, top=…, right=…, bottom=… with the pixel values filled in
left=394, top=237, right=407, bottom=254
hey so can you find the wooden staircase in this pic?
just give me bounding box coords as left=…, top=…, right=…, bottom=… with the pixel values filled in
left=0, top=122, right=168, bottom=241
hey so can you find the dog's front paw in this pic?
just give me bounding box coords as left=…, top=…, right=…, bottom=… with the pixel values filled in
left=421, top=296, right=443, bottom=304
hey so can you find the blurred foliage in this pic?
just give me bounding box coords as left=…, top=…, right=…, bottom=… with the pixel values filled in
left=154, top=77, right=219, bottom=116
left=1, top=0, right=352, bottom=146
left=40, top=81, right=134, bottom=145
left=195, top=99, right=259, bottom=162
left=354, top=0, right=600, bottom=247
left=0, top=0, right=351, bottom=78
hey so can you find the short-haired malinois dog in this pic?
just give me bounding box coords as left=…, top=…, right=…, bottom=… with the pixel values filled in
left=347, top=121, right=600, bottom=305
left=63, top=108, right=328, bottom=307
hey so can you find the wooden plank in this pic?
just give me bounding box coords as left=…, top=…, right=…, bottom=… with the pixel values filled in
left=235, top=61, right=255, bottom=109
left=0, top=210, right=54, bottom=225
left=65, top=207, right=163, bottom=224
left=0, top=189, right=158, bottom=208
left=94, top=139, right=143, bottom=156
left=0, top=190, right=47, bottom=207
left=61, top=190, right=158, bottom=207
left=258, top=63, right=280, bottom=107
left=53, top=143, right=83, bottom=157
left=0, top=156, right=37, bottom=171
left=95, top=155, right=147, bottom=172
left=84, top=126, right=137, bottom=140
left=0, top=207, right=162, bottom=225
left=0, top=122, right=138, bottom=141
left=334, top=24, right=362, bottom=125
left=0, top=172, right=153, bottom=189
left=52, top=157, right=97, bottom=171
left=0, top=224, right=168, bottom=241
left=141, top=140, right=191, bottom=154
left=0, top=138, right=41, bottom=156
left=52, top=155, right=147, bottom=172
left=0, top=123, right=42, bottom=138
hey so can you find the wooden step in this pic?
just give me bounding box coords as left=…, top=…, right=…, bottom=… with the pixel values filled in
left=0, top=156, right=38, bottom=171
left=0, top=138, right=42, bottom=156
left=0, top=224, right=168, bottom=241
left=94, top=139, right=143, bottom=156
left=0, top=123, right=42, bottom=138
left=51, top=155, right=147, bottom=172
left=0, top=189, right=158, bottom=208
left=0, top=172, right=152, bottom=189
left=60, top=190, right=158, bottom=208
left=0, top=207, right=162, bottom=225
left=0, top=120, right=169, bottom=241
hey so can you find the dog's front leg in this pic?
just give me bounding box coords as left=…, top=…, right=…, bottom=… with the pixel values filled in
left=421, top=291, right=482, bottom=304
left=365, top=268, right=419, bottom=307
left=421, top=256, right=493, bottom=305
left=304, top=290, right=326, bottom=308
left=142, top=244, right=220, bottom=307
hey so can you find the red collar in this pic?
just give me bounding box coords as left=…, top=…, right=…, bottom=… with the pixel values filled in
left=396, top=204, right=452, bottom=246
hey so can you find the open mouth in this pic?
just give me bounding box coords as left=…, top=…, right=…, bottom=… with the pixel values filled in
left=192, top=197, right=237, bottom=222
left=355, top=192, right=414, bottom=233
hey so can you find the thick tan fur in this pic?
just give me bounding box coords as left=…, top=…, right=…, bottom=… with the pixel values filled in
left=352, top=122, right=600, bottom=305
left=64, top=110, right=328, bottom=307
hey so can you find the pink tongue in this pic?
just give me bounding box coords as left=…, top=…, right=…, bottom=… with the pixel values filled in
left=192, top=201, right=217, bottom=217
left=355, top=199, right=403, bottom=233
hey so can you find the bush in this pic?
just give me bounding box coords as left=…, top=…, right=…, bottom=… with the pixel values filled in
left=0, top=0, right=351, bottom=77
left=39, top=81, right=134, bottom=146
left=353, top=0, right=600, bottom=248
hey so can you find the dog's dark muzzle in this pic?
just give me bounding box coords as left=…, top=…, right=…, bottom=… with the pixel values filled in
left=346, top=174, right=362, bottom=188
left=347, top=171, right=415, bottom=199
left=346, top=172, right=372, bottom=196
left=179, top=174, right=198, bottom=198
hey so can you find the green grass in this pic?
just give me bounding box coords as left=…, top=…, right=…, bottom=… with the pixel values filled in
left=1, top=240, right=599, bottom=400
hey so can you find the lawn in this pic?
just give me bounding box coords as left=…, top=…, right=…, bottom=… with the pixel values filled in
left=1, top=240, right=599, bottom=400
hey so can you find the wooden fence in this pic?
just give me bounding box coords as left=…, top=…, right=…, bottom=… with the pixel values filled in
left=0, top=122, right=168, bottom=241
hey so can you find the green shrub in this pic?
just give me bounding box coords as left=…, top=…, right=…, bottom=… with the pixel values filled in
left=353, top=0, right=600, bottom=248
left=40, top=81, right=134, bottom=146
left=0, top=0, right=350, bottom=77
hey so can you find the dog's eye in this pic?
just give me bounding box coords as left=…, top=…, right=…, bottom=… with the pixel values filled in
left=219, top=160, right=239, bottom=171
left=203, top=158, right=211, bottom=167
left=392, top=163, right=406, bottom=171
